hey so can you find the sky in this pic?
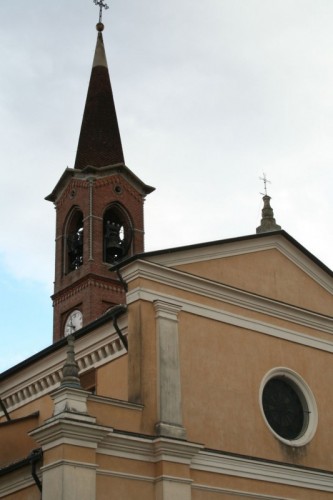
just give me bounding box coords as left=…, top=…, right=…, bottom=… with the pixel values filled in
left=1, top=0, right=333, bottom=371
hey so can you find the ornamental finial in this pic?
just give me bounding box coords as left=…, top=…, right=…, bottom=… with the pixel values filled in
left=256, top=174, right=281, bottom=234
left=61, top=334, right=81, bottom=389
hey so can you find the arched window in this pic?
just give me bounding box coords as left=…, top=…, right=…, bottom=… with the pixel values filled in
left=103, top=204, right=132, bottom=263
left=65, top=208, right=84, bottom=273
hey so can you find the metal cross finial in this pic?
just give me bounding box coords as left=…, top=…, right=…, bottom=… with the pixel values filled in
left=94, top=0, right=109, bottom=23
left=259, top=173, right=271, bottom=196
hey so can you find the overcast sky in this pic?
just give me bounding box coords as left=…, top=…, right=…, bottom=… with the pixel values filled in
left=1, top=0, right=333, bottom=371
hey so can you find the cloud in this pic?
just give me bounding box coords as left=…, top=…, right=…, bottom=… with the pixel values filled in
left=1, top=0, right=333, bottom=297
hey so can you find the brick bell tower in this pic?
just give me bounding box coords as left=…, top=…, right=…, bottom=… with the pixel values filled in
left=46, top=22, right=154, bottom=342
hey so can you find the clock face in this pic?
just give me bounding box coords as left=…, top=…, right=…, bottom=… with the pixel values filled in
left=64, top=309, right=83, bottom=336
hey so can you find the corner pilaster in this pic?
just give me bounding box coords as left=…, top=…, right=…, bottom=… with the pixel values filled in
left=30, top=387, right=110, bottom=500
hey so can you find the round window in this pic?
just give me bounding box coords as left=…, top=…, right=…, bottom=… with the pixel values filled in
left=260, top=368, right=318, bottom=446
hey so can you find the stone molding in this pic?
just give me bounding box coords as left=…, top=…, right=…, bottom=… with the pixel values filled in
left=142, top=235, right=333, bottom=294
left=123, top=259, right=333, bottom=335
left=129, top=286, right=333, bottom=354
left=154, top=300, right=182, bottom=321
left=99, top=434, right=333, bottom=494
left=53, top=277, right=123, bottom=305
left=0, top=324, right=127, bottom=415
left=192, top=484, right=291, bottom=499
left=191, top=450, right=333, bottom=493
left=2, top=435, right=333, bottom=497
left=99, top=434, right=203, bottom=464
left=30, top=417, right=110, bottom=451
left=42, top=459, right=98, bottom=473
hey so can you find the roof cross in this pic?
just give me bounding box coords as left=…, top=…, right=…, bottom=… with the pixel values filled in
left=93, top=0, right=109, bottom=23
left=259, top=172, right=271, bottom=196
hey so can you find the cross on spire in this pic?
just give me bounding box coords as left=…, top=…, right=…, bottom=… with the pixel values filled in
left=259, top=172, right=271, bottom=196
left=93, top=0, right=109, bottom=23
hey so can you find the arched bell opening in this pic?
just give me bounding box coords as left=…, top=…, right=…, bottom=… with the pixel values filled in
left=103, top=203, right=133, bottom=263
left=64, top=208, right=84, bottom=273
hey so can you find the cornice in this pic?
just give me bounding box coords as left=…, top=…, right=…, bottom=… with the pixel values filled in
left=98, top=433, right=333, bottom=493
left=53, top=274, right=123, bottom=304
left=191, top=450, right=333, bottom=493
left=123, top=260, right=333, bottom=337
left=128, top=286, right=333, bottom=353
left=144, top=235, right=333, bottom=294
left=0, top=321, right=127, bottom=415
left=97, top=468, right=154, bottom=482
left=98, top=469, right=193, bottom=487
left=192, top=484, right=292, bottom=499
left=46, top=164, right=154, bottom=204
left=42, top=459, right=98, bottom=473
left=99, top=433, right=203, bottom=464
left=30, top=417, right=111, bottom=451
left=88, top=394, right=143, bottom=411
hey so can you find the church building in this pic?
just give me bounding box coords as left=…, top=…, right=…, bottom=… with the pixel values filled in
left=1, top=8, right=333, bottom=500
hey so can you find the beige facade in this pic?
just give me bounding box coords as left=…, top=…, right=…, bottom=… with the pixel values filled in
left=1, top=12, right=333, bottom=500
left=1, top=231, right=333, bottom=499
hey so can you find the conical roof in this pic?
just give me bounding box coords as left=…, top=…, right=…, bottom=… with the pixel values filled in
left=74, top=27, right=124, bottom=169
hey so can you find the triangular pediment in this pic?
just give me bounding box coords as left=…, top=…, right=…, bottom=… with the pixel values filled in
left=145, top=232, right=333, bottom=316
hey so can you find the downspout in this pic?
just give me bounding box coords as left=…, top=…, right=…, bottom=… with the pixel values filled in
left=115, top=266, right=128, bottom=293
left=111, top=304, right=128, bottom=351
left=111, top=265, right=129, bottom=351
left=0, top=449, right=43, bottom=492
left=0, top=398, right=11, bottom=421
left=29, top=448, right=43, bottom=493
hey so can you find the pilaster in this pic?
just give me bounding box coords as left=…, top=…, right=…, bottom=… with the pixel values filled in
left=153, top=438, right=202, bottom=500
left=154, top=300, right=186, bottom=440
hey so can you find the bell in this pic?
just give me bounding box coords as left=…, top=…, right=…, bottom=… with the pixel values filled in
left=105, top=221, right=123, bottom=260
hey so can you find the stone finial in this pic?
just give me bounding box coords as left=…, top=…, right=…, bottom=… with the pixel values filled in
left=61, top=335, right=81, bottom=389
left=256, top=195, right=281, bottom=234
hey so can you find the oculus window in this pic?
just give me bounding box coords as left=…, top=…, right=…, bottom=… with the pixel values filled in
left=260, top=368, right=318, bottom=447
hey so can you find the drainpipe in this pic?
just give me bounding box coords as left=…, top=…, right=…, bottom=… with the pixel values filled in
left=29, top=448, right=43, bottom=493
left=115, top=266, right=128, bottom=293
left=112, top=304, right=128, bottom=351
left=0, top=398, right=11, bottom=421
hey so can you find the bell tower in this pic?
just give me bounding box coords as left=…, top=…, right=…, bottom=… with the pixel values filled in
left=46, top=20, right=154, bottom=342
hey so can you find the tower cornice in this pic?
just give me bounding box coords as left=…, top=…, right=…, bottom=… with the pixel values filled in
left=45, top=164, right=155, bottom=203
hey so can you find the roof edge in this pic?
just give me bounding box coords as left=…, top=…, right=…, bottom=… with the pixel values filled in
left=111, top=230, right=333, bottom=278
left=45, top=164, right=155, bottom=203
left=0, top=305, right=127, bottom=382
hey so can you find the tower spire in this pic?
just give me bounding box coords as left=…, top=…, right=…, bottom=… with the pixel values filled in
left=74, top=16, right=124, bottom=169
left=47, top=7, right=154, bottom=342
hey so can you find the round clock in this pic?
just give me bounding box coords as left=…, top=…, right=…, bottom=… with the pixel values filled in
left=64, top=309, right=83, bottom=336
